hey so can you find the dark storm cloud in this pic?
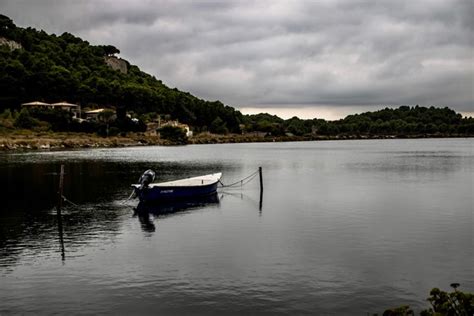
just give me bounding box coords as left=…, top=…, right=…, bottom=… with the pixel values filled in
left=1, top=0, right=472, bottom=113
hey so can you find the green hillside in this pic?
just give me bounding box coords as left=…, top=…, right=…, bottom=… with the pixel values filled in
left=0, top=14, right=242, bottom=133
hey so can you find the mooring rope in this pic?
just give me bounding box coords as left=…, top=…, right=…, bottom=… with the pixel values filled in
left=61, top=195, right=78, bottom=207
left=218, top=169, right=260, bottom=188
left=126, top=190, right=136, bottom=201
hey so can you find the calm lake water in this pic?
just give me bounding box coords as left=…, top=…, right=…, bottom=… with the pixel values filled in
left=1, top=139, right=473, bottom=315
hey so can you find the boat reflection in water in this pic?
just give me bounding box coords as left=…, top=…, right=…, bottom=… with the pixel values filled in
left=133, top=193, right=220, bottom=233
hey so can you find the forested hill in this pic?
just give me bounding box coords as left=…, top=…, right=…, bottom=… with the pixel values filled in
left=244, top=106, right=473, bottom=136
left=0, top=14, right=472, bottom=138
left=0, top=14, right=242, bottom=133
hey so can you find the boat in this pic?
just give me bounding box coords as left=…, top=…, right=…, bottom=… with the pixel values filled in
left=132, top=170, right=222, bottom=202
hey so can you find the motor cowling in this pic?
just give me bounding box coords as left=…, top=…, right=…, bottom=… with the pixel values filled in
left=139, top=169, right=156, bottom=190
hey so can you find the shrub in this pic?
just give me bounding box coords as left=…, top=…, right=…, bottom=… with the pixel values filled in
left=0, top=109, right=14, bottom=128
left=210, top=117, right=228, bottom=134
left=108, top=126, right=120, bottom=136
left=380, top=284, right=473, bottom=316
left=158, top=125, right=187, bottom=144
left=0, top=109, right=13, bottom=120
left=14, top=108, right=40, bottom=129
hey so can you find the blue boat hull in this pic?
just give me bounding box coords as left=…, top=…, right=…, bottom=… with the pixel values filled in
left=135, top=182, right=219, bottom=202
left=135, top=193, right=220, bottom=215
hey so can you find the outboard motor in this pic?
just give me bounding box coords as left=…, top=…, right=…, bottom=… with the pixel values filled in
left=139, top=169, right=156, bottom=190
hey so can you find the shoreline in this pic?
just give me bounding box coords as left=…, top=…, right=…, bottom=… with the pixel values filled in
left=0, top=131, right=472, bottom=151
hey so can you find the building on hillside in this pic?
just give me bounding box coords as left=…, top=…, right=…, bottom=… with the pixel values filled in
left=21, top=101, right=51, bottom=109
left=182, top=124, right=193, bottom=137
left=145, top=122, right=160, bottom=136
left=162, top=120, right=179, bottom=127
left=22, top=101, right=80, bottom=118
left=84, top=108, right=104, bottom=121
left=84, top=108, right=116, bottom=122
left=155, top=120, right=193, bottom=137
left=50, top=102, right=80, bottom=118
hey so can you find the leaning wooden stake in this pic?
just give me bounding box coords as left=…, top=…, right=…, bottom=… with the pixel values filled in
left=57, top=164, right=64, bottom=214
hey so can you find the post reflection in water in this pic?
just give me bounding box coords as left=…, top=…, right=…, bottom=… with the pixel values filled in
left=133, top=209, right=156, bottom=233
left=132, top=193, right=221, bottom=233
left=219, top=189, right=263, bottom=214
left=57, top=210, right=65, bottom=262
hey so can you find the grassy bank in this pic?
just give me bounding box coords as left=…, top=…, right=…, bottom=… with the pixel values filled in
left=0, top=130, right=164, bottom=150
left=0, top=130, right=472, bottom=151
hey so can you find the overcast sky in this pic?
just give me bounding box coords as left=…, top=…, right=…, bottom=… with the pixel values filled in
left=1, top=0, right=473, bottom=119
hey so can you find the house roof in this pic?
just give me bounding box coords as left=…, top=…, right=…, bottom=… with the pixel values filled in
left=51, top=102, right=78, bottom=107
left=84, top=108, right=108, bottom=114
left=21, top=101, right=50, bottom=106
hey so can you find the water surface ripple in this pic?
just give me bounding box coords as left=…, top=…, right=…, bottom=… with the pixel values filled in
left=1, top=139, right=472, bottom=314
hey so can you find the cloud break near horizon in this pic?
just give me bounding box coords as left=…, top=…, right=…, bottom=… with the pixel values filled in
left=1, top=0, right=473, bottom=119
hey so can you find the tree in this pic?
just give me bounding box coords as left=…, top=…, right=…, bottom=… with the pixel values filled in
left=14, top=108, right=39, bottom=129
left=0, top=108, right=14, bottom=128
left=210, top=116, right=228, bottom=134
left=0, top=108, right=13, bottom=120
left=158, top=125, right=187, bottom=144
left=285, top=117, right=308, bottom=136
left=0, top=14, right=15, bottom=37
left=420, top=284, right=473, bottom=316
left=99, top=45, right=120, bottom=56
left=98, top=109, right=116, bottom=137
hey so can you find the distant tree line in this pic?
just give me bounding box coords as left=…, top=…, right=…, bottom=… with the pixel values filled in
left=243, top=106, right=474, bottom=137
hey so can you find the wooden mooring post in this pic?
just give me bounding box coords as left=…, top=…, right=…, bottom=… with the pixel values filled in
left=57, top=164, right=64, bottom=214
